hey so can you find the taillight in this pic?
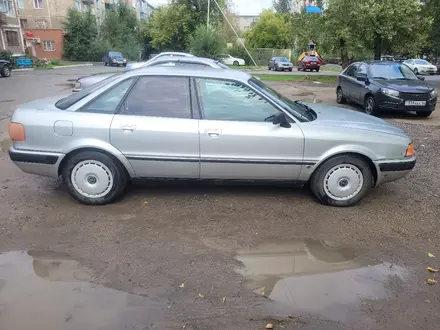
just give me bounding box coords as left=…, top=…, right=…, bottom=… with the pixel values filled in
left=405, top=143, right=415, bottom=157
left=8, top=122, right=26, bottom=141
left=305, top=61, right=311, bottom=64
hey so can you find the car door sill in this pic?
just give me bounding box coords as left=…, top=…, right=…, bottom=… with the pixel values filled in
left=133, top=177, right=307, bottom=187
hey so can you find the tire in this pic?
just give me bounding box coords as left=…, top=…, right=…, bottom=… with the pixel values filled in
left=233, top=60, right=239, bottom=66
left=289, top=68, right=292, bottom=71
left=336, top=87, right=346, bottom=104
left=416, top=111, right=432, bottom=118
left=268, top=66, right=271, bottom=71
left=104, top=61, right=108, bottom=66
left=310, top=154, right=373, bottom=207
left=364, top=95, right=378, bottom=115
left=316, top=68, right=320, bottom=72
left=62, top=151, right=128, bottom=205
left=0, top=64, right=11, bottom=77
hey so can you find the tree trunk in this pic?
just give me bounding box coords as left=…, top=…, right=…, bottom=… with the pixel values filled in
left=374, top=35, right=382, bottom=60
left=339, top=38, right=349, bottom=68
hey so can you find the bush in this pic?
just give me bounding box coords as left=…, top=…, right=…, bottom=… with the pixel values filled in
left=50, top=59, right=61, bottom=66
left=189, top=25, right=225, bottom=59
left=0, top=51, right=16, bottom=67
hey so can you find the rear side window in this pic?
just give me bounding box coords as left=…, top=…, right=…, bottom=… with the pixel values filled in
left=122, top=76, right=191, bottom=119
left=344, top=64, right=358, bottom=77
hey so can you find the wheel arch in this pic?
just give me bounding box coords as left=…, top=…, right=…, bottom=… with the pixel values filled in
left=58, top=146, right=135, bottom=178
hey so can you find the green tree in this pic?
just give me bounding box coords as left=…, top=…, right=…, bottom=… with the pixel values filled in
left=63, top=8, right=99, bottom=61
left=142, top=3, right=193, bottom=51
left=101, top=4, right=142, bottom=60
left=189, top=25, right=225, bottom=58
left=172, top=0, right=228, bottom=29
left=273, top=0, right=291, bottom=13
left=245, top=10, right=292, bottom=49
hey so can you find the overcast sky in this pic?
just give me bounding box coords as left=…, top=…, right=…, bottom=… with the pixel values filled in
left=148, top=0, right=272, bottom=15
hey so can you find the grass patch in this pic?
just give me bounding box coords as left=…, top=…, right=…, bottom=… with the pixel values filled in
left=228, top=65, right=265, bottom=70
left=321, top=67, right=342, bottom=72
left=253, top=74, right=337, bottom=84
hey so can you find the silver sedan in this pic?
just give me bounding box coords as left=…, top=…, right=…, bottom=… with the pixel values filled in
left=9, top=67, right=416, bottom=206
left=72, top=56, right=229, bottom=92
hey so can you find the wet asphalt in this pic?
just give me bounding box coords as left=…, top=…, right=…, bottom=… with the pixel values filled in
left=0, top=66, right=440, bottom=330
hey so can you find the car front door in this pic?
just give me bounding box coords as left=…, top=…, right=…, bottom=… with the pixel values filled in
left=194, top=77, right=305, bottom=181
left=350, top=63, right=368, bottom=104
left=110, top=76, right=200, bottom=178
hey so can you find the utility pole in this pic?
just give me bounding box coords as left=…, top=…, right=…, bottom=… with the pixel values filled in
left=207, top=0, right=210, bottom=28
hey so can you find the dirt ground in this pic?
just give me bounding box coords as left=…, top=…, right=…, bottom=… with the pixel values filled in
left=1, top=71, right=440, bottom=330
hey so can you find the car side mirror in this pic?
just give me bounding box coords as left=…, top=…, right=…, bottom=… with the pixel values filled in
left=356, top=74, right=367, bottom=82
left=273, top=112, right=291, bottom=128
left=417, top=75, right=425, bottom=81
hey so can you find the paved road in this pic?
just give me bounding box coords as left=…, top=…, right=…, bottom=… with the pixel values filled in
left=1, top=66, right=440, bottom=330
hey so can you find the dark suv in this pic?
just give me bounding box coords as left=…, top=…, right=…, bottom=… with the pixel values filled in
left=336, top=61, right=437, bottom=117
left=103, top=51, right=127, bottom=67
left=0, top=60, right=12, bottom=77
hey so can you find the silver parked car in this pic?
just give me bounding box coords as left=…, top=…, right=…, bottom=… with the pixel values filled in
left=72, top=56, right=229, bottom=92
left=125, top=52, right=194, bottom=71
left=9, top=67, right=416, bottom=206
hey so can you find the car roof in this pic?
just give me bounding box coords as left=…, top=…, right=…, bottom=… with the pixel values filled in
left=157, top=52, right=193, bottom=57
left=122, top=66, right=251, bottom=82
left=149, top=56, right=219, bottom=65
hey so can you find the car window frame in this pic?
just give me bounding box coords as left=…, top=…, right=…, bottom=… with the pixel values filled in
left=192, top=76, right=292, bottom=123
left=344, top=63, right=359, bottom=78
left=118, top=75, right=194, bottom=120
left=357, top=63, right=368, bottom=77
left=76, top=77, right=138, bottom=114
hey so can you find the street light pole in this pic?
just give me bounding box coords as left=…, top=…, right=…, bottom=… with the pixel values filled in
left=207, top=0, right=210, bottom=28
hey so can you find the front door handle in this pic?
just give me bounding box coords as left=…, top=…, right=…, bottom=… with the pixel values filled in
left=205, top=128, right=222, bottom=137
left=121, top=124, right=136, bottom=133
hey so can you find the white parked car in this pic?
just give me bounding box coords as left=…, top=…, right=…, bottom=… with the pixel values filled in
left=403, top=59, right=438, bottom=75
left=218, top=54, right=246, bottom=66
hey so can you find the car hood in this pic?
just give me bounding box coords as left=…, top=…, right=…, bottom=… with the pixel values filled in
left=377, top=79, right=433, bottom=93
left=305, top=103, right=407, bottom=137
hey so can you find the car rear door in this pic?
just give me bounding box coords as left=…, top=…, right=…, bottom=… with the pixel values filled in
left=194, top=77, right=305, bottom=181
left=110, top=75, right=200, bottom=178
left=350, top=63, right=368, bottom=104
left=339, top=64, right=359, bottom=102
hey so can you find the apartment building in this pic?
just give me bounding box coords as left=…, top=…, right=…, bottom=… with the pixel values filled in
left=0, top=0, right=25, bottom=54
left=235, top=15, right=259, bottom=32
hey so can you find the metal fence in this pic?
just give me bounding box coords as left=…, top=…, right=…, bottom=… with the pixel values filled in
left=248, top=48, right=292, bottom=66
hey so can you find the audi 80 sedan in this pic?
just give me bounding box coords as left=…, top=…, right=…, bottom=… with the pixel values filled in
left=8, top=67, right=416, bottom=207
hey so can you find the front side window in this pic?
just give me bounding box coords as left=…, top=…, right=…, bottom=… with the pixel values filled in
left=357, top=64, right=367, bottom=77
left=79, top=78, right=135, bottom=114
left=344, top=64, right=358, bottom=77
left=123, top=76, right=191, bottom=118
left=196, top=78, right=279, bottom=122
left=415, top=59, right=429, bottom=65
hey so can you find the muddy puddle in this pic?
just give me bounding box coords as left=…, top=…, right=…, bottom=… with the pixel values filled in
left=0, top=250, right=164, bottom=330
left=235, top=239, right=409, bottom=326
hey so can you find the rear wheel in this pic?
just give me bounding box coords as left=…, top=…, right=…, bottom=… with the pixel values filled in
left=1, top=64, right=11, bottom=77
left=316, top=68, right=320, bottom=72
left=310, top=155, right=373, bottom=207
left=62, top=151, right=128, bottom=205
left=336, top=87, right=346, bottom=104
left=268, top=66, right=271, bottom=71
left=233, top=60, right=239, bottom=66
left=416, top=111, right=432, bottom=118
left=364, top=95, right=378, bottom=115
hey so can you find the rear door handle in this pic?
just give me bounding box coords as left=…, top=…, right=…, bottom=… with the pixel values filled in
left=121, top=124, right=136, bottom=133
left=205, top=128, right=222, bottom=137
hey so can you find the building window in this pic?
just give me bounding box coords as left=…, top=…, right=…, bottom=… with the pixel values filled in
left=5, top=30, right=20, bottom=46
left=33, top=0, right=43, bottom=8
left=17, top=0, right=24, bottom=8
left=0, top=0, right=13, bottom=16
left=132, top=0, right=136, bottom=8
left=20, top=18, right=27, bottom=28
left=95, top=0, right=99, bottom=9
left=43, top=40, right=55, bottom=52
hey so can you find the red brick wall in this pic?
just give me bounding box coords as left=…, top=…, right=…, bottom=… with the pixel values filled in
left=24, top=29, right=64, bottom=59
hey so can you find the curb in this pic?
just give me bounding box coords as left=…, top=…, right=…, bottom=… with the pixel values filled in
left=53, top=64, right=94, bottom=69
left=12, top=68, right=34, bottom=72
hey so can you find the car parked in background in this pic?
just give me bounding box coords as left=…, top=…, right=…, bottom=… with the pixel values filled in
left=403, top=59, right=437, bottom=75
left=103, top=51, right=127, bottom=67
left=126, top=52, right=194, bottom=71
left=336, top=61, right=437, bottom=117
left=0, top=59, right=12, bottom=77
left=297, top=56, right=321, bottom=72
left=73, top=56, right=230, bottom=92
left=218, top=54, right=245, bottom=66
left=10, top=66, right=415, bottom=207
left=268, top=57, right=293, bottom=71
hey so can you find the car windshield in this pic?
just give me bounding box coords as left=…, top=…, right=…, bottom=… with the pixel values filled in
left=415, top=59, right=429, bottom=65
left=109, top=51, right=123, bottom=58
left=55, top=73, right=121, bottom=110
left=276, top=57, right=289, bottom=62
left=370, top=63, right=418, bottom=80
left=305, top=57, right=318, bottom=61
left=249, top=77, right=315, bottom=122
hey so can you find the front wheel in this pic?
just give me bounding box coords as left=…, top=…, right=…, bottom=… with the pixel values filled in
left=316, top=68, right=320, bottom=72
left=310, top=155, right=373, bottom=207
left=268, top=66, right=271, bottom=71
left=364, top=95, right=378, bottom=115
left=62, top=151, right=128, bottom=205
left=416, top=111, right=432, bottom=118
left=233, top=60, right=239, bottom=66
left=336, top=87, right=346, bottom=104
left=1, top=64, right=11, bottom=77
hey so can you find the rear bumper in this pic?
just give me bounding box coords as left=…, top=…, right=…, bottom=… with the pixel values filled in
left=374, top=157, right=416, bottom=186
left=9, top=148, right=64, bottom=178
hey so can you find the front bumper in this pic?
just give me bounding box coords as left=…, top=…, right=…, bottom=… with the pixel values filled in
left=9, top=148, right=64, bottom=178
left=374, top=157, right=416, bottom=186
left=377, top=95, right=437, bottom=112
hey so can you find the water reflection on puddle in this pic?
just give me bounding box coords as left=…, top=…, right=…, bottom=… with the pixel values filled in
left=0, top=250, right=163, bottom=330
left=235, top=240, right=408, bottom=325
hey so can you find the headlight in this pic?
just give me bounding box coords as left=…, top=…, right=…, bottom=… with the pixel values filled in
left=381, top=88, right=400, bottom=98
left=112, top=59, right=116, bottom=62
left=429, top=89, right=437, bottom=98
